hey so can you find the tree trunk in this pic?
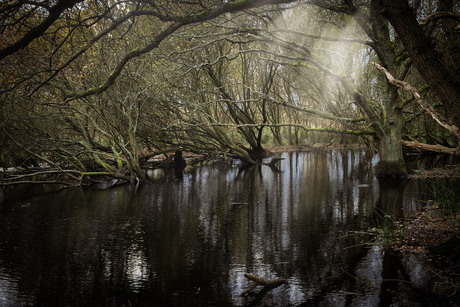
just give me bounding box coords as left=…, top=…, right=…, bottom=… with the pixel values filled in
left=377, top=0, right=460, bottom=129
left=248, top=145, right=268, bottom=163
left=375, top=111, right=408, bottom=178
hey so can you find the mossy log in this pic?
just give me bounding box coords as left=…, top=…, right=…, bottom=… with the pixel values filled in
left=240, top=273, right=286, bottom=297
left=402, top=140, right=456, bottom=155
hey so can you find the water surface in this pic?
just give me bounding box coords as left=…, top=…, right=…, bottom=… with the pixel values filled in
left=0, top=151, right=455, bottom=306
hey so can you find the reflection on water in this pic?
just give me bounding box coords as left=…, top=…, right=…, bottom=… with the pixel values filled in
left=0, top=151, right=456, bottom=306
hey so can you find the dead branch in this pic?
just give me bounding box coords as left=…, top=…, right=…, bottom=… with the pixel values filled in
left=420, top=11, right=460, bottom=26
left=402, top=140, right=456, bottom=155
left=240, top=273, right=286, bottom=297
left=264, top=154, right=284, bottom=167
left=373, top=62, right=460, bottom=141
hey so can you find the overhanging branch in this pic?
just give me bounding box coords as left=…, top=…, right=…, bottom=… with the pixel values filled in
left=373, top=62, right=460, bottom=140
left=67, top=0, right=298, bottom=101
left=0, top=0, right=84, bottom=61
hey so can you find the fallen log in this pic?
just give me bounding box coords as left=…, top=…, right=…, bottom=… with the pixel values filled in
left=240, top=273, right=286, bottom=297
left=402, top=140, right=456, bottom=155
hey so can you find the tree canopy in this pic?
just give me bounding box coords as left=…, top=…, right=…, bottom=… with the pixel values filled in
left=1, top=0, right=459, bottom=184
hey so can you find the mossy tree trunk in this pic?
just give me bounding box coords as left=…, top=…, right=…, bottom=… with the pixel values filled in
left=375, top=110, right=408, bottom=178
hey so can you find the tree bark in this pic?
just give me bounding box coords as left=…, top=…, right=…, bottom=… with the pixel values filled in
left=376, top=114, right=408, bottom=178
left=377, top=0, right=460, bottom=129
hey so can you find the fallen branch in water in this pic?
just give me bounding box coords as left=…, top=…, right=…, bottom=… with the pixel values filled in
left=240, top=273, right=286, bottom=297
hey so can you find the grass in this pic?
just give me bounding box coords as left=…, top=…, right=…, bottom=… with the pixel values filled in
left=341, top=208, right=407, bottom=249
left=426, top=178, right=460, bottom=226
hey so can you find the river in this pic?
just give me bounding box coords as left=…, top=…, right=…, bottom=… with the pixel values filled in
left=0, top=150, right=458, bottom=306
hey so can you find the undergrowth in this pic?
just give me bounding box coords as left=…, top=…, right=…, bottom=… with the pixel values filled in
left=426, top=178, right=460, bottom=226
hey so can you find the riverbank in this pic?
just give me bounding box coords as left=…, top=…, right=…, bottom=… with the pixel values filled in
left=409, top=166, right=460, bottom=178
left=390, top=201, right=460, bottom=301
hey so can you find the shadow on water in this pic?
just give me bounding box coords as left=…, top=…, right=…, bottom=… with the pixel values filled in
left=0, top=150, right=459, bottom=306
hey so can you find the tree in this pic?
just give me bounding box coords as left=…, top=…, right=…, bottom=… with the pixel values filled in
left=2, top=0, right=459, bottom=186
left=376, top=0, right=460, bottom=154
left=151, top=35, right=281, bottom=164
left=1, top=0, right=299, bottom=184
left=232, top=2, right=410, bottom=176
left=238, top=0, right=459, bottom=176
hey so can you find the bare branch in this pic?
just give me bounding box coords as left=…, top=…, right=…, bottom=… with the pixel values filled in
left=190, top=122, right=375, bottom=136
left=0, top=0, right=84, bottom=61
left=67, top=0, right=298, bottom=100
left=420, top=11, right=460, bottom=26
left=402, top=140, right=456, bottom=155
left=373, top=62, right=460, bottom=140
left=271, top=29, right=372, bottom=46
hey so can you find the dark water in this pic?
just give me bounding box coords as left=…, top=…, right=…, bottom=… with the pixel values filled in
left=0, top=151, right=457, bottom=306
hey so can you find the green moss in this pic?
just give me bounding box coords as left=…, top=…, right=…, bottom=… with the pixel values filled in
left=291, top=62, right=319, bottom=71
left=291, top=62, right=307, bottom=67
left=87, top=84, right=104, bottom=94
left=395, top=53, right=408, bottom=65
